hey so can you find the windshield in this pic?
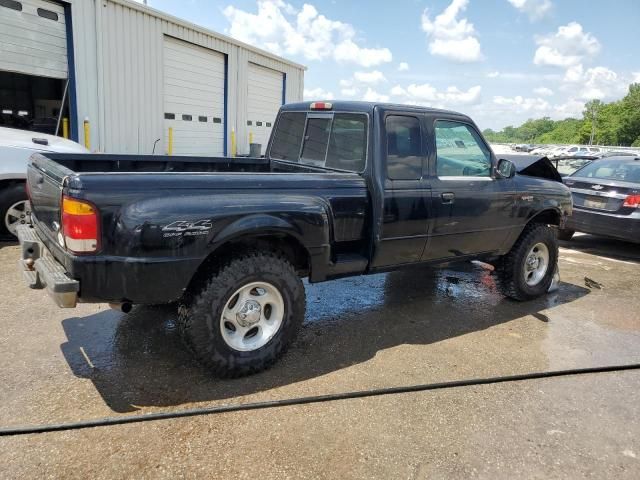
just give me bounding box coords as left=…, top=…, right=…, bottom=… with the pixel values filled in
left=572, top=159, right=640, bottom=182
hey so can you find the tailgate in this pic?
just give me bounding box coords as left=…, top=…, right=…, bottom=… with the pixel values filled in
left=27, top=153, right=72, bottom=240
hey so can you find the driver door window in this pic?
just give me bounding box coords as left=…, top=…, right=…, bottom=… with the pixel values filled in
left=435, top=121, right=491, bottom=177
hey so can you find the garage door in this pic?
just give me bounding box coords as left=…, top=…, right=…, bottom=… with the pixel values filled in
left=0, top=0, right=67, bottom=79
left=247, top=63, right=283, bottom=154
left=163, top=36, right=225, bottom=156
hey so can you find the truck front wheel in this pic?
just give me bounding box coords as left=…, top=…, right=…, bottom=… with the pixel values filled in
left=177, top=252, right=305, bottom=377
left=497, top=223, right=558, bottom=301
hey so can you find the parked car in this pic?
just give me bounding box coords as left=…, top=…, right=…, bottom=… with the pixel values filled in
left=559, top=156, right=640, bottom=243
left=514, top=144, right=535, bottom=152
left=564, top=146, right=601, bottom=157
left=17, top=101, right=572, bottom=377
left=0, top=127, right=88, bottom=238
left=552, top=155, right=599, bottom=177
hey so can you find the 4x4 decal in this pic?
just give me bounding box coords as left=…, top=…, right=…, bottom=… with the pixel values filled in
left=162, top=219, right=212, bottom=237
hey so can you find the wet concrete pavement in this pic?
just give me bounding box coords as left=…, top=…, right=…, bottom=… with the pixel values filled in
left=0, top=233, right=639, bottom=478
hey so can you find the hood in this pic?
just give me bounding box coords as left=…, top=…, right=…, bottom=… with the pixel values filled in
left=498, top=154, right=563, bottom=182
left=0, top=127, right=89, bottom=154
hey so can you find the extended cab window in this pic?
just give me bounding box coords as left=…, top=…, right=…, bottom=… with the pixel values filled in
left=270, top=112, right=367, bottom=172
left=386, top=115, right=422, bottom=180
left=435, top=120, right=491, bottom=177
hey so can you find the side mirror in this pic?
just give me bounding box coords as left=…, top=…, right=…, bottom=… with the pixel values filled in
left=497, top=158, right=516, bottom=179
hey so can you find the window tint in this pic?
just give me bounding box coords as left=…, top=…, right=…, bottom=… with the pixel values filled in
left=301, top=117, right=331, bottom=165
left=386, top=115, right=422, bottom=180
left=270, top=112, right=305, bottom=161
left=270, top=112, right=367, bottom=172
left=435, top=120, right=491, bottom=177
left=325, top=114, right=367, bottom=172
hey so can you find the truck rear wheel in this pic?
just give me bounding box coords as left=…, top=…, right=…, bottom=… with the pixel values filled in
left=497, top=223, right=558, bottom=301
left=177, top=252, right=305, bottom=377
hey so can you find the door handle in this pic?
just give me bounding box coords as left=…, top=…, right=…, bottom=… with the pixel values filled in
left=441, top=192, right=455, bottom=204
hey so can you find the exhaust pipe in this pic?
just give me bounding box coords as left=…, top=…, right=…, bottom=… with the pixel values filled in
left=109, top=302, right=133, bottom=314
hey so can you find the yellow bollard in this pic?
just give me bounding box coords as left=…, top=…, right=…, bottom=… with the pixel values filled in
left=231, top=129, right=237, bottom=157
left=249, top=131, right=253, bottom=145
left=83, top=118, right=90, bottom=150
left=62, top=118, right=69, bottom=139
left=168, top=127, right=173, bottom=155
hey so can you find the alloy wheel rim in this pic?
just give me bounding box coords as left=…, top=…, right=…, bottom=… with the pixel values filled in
left=4, top=200, right=31, bottom=236
left=523, top=242, right=550, bottom=286
left=219, top=281, right=285, bottom=352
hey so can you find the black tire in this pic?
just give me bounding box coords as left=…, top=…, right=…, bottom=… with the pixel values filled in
left=177, top=251, right=305, bottom=377
left=0, top=183, right=28, bottom=238
left=497, top=223, right=558, bottom=301
left=557, top=228, right=575, bottom=241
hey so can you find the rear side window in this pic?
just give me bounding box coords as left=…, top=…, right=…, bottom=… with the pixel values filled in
left=386, top=115, right=422, bottom=180
left=270, top=112, right=306, bottom=161
left=326, top=114, right=367, bottom=172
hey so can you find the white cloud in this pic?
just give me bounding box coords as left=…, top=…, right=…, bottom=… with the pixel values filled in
left=341, top=87, right=359, bottom=97
left=333, top=39, right=392, bottom=68
left=487, top=71, right=500, bottom=78
left=303, top=87, right=335, bottom=100
left=563, top=66, right=626, bottom=100
left=493, top=95, right=551, bottom=112
left=421, top=0, right=483, bottom=62
left=391, top=83, right=482, bottom=106
left=533, top=22, right=600, bottom=68
left=507, top=0, right=552, bottom=21
left=533, top=86, right=553, bottom=96
left=353, top=70, right=386, bottom=84
left=632, top=72, right=640, bottom=83
left=362, top=88, right=390, bottom=103
left=223, top=1, right=392, bottom=67
left=398, top=62, right=410, bottom=72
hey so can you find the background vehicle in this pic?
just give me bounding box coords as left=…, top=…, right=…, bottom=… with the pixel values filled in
left=0, top=127, right=88, bottom=238
left=552, top=155, right=599, bottom=177
left=18, top=101, right=572, bottom=376
left=559, top=156, right=640, bottom=242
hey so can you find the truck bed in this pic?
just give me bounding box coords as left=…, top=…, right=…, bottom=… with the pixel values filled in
left=44, top=153, right=327, bottom=175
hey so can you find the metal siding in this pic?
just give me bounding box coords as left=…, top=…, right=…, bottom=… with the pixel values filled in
left=68, top=0, right=304, bottom=154
left=0, top=0, right=68, bottom=79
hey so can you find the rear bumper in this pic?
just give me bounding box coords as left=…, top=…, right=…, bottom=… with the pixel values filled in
left=16, top=224, right=79, bottom=308
left=565, top=207, right=640, bottom=243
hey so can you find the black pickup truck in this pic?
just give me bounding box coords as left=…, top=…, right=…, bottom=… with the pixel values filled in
left=18, top=101, right=571, bottom=376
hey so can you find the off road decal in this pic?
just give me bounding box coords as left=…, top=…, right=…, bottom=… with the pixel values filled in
left=162, top=219, right=212, bottom=238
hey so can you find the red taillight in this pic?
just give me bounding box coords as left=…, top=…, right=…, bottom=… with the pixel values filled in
left=310, top=101, right=333, bottom=110
left=61, top=196, right=100, bottom=253
left=623, top=194, right=640, bottom=208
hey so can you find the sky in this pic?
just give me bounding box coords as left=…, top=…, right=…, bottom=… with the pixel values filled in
left=137, top=0, right=639, bottom=130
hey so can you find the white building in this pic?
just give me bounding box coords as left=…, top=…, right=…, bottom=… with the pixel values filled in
left=0, top=0, right=305, bottom=156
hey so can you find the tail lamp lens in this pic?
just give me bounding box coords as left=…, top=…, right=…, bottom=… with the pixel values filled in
left=62, top=196, right=99, bottom=253
left=623, top=194, right=640, bottom=208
